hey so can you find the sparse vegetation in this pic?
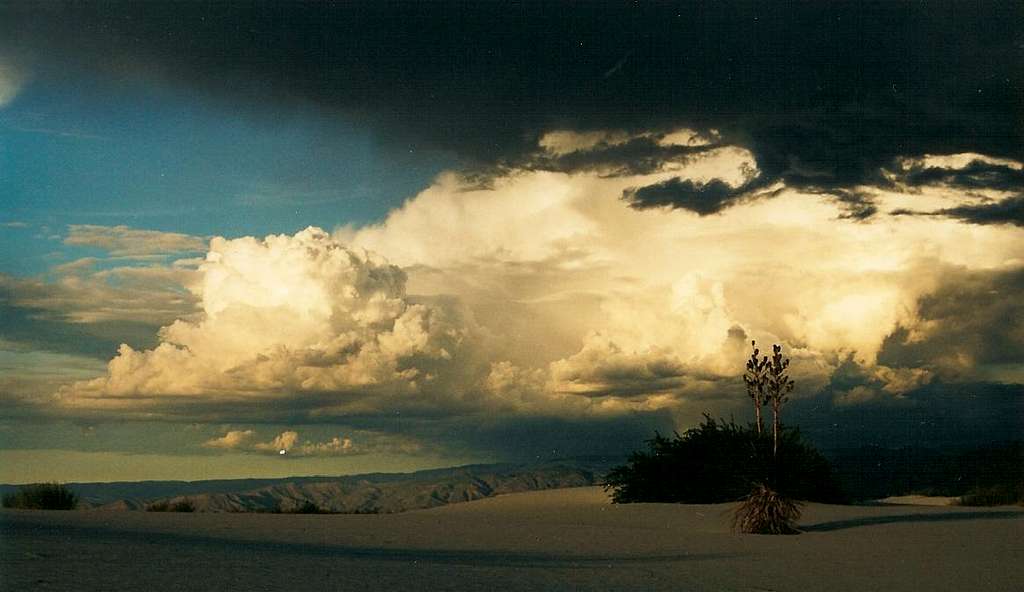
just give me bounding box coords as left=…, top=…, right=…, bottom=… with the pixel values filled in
left=241, top=501, right=376, bottom=514
left=2, top=482, right=79, bottom=510
left=732, top=483, right=802, bottom=534
left=146, top=498, right=196, bottom=512
left=289, top=500, right=328, bottom=514
left=281, top=500, right=380, bottom=514
left=603, top=415, right=843, bottom=504
left=734, top=341, right=800, bottom=534
left=605, top=341, right=821, bottom=535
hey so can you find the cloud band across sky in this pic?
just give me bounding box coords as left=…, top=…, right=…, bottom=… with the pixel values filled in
left=24, top=138, right=1021, bottom=460
left=0, top=3, right=1021, bottom=480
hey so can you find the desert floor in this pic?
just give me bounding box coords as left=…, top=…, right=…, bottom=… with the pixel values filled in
left=2, top=486, right=1022, bottom=591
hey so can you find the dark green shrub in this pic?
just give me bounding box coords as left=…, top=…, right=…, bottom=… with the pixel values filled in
left=603, top=414, right=845, bottom=504
left=2, top=483, right=79, bottom=510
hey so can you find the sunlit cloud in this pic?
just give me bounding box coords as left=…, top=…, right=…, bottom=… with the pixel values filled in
left=202, top=429, right=255, bottom=449
left=56, top=227, right=475, bottom=418
left=28, top=139, right=1024, bottom=439
left=538, top=130, right=642, bottom=156
left=64, top=224, right=207, bottom=257
left=1, top=262, right=199, bottom=325
left=202, top=428, right=416, bottom=458
left=347, top=144, right=1023, bottom=415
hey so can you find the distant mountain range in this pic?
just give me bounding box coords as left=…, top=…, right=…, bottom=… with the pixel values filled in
left=0, top=458, right=619, bottom=513
left=6, top=442, right=1019, bottom=511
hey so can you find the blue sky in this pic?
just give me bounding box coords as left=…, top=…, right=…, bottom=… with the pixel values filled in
left=1, top=74, right=457, bottom=276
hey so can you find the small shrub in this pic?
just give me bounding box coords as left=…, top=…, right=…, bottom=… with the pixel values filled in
left=289, top=500, right=327, bottom=514
left=2, top=483, right=78, bottom=510
left=170, top=499, right=196, bottom=512
left=733, top=484, right=802, bottom=535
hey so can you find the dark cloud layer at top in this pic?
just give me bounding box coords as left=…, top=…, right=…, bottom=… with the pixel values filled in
left=2, top=1, right=1020, bottom=192
left=878, top=267, right=1024, bottom=372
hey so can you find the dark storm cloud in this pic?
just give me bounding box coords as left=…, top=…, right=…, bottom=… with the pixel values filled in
left=623, top=177, right=752, bottom=215
left=530, top=137, right=721, bottom=176
left=832, top=190, right=879, bottom=221
left=784, top=266, right=1024, bottom=450
left=901, top=160, right=1024, bottom=192
left=877, top=267, right=1024, bottom=374
left=2, top=1, right=1020, bottom=191
left=885, top=159, right=1024, bottom=223
left=927, top=195, right=1024, bottom=227
left=425, top=412, right=679, bottom=462
left=624, top=174, right=878, bottom=218
left=790, top=380, right=1023, bottom=450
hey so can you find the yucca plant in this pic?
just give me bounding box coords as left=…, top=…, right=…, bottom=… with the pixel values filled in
left=765, top=344, right=795, bottom=459
left=743, top=341, right=769, bottom=435
left=733, top=483, right=802, bottom=534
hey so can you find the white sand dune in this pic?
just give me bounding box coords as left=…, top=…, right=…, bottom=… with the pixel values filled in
left=3, top=486, right=1022, bottom=591
left=871, top=494, right=961, bottom=506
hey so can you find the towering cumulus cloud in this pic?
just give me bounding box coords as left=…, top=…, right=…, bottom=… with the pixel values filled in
left=348, top=145, right=1024, bottom=420
left=60, top=228, right=470, bottom=416
left=55, top=141, right=1024, bottom=445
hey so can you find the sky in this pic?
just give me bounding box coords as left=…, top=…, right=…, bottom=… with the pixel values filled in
left=0, top=2, right=1021, bottom=483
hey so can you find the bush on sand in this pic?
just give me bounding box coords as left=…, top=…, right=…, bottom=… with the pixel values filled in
left=603, top=415, right=844, bottom=504
left=2, top=483, right=79, bottom=510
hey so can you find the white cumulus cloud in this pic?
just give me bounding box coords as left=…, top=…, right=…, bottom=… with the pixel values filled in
left=58, top=227, right=472, bottom=415
left=203, top=429, right=255, bottom=449
left=204, top=429, right=404, bottom=457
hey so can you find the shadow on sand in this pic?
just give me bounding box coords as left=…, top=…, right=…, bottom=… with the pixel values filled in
left=1, top=517, right=735, bottom=568
left=802, top=510, right=1023, bottom=532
